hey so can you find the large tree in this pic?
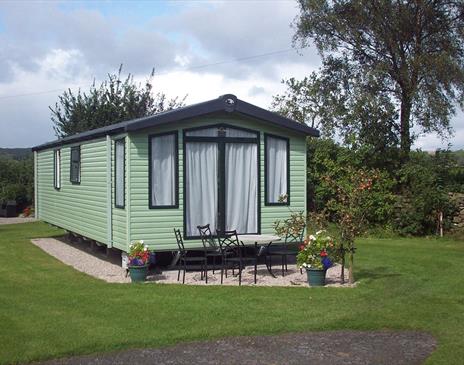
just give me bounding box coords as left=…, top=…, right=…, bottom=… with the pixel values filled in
left=50, top=66, right=186, bottom=137
left=288, top=0, right=464, bottom=157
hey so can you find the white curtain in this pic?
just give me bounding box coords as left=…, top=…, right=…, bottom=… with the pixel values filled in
left=185, top=142, right=218, bottom=236
left=115, top=140, right=125, bottom=207
left=267, top=137, right=287, bottom=203
left=225, top=143, right=258, bottom=233
left=151, top=135, right=176, bottom=206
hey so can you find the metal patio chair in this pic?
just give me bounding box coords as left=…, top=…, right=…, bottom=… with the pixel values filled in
left=216, top=229, right=258, bottom=285
left=268, top=226, right=305, bottom=276
left=197, top=224, right=223, bottom=274
left=173, top=228, right=208, bottom=284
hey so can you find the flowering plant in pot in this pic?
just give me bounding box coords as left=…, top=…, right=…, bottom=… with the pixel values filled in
left=128, top=240, right=150, bottom=282
left=296, top=231, right=338, bottom=286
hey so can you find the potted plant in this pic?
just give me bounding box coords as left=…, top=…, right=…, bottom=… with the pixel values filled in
left=128, top=240, right=150, bottom=283
left=296, top=231, right=338, bottom=286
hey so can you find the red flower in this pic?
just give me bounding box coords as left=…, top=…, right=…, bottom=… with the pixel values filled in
left=299, top=244, right=305, bottom=251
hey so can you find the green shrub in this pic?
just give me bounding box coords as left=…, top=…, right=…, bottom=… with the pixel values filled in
left=307, top=138, right=395, bottom=228
left=393, top=152, right=457, bottom=235
left=307, top=139, right=461, bottom=236
left=0, top=155, right=33, bottom=211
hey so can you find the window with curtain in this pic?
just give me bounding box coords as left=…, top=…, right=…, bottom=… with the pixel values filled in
left=185, top=142, right=218, bottom=236
left=115, top=139, right=125, bottom=208
left=150, top=132, right=178, bottom=208
left=225, top=143, right=258, bottom=233
left=70, top=146, right=81, bottom=184
left=265, top=135, right=289, bottom=205
left=53, top=149, right=61, bottom=189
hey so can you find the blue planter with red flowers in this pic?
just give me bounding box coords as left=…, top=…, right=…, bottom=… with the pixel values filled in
left=306, top=268, right=326, bottom=286
left=128, top=240, right=150, bottom=283
left=129, top=264, right=149, bottom=282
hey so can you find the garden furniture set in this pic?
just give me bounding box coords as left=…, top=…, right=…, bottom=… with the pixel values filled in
left=173, top=224, right=305, bottom=285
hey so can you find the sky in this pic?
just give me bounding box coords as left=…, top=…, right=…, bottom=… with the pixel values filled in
left=0, top=0, right=462, bottom=150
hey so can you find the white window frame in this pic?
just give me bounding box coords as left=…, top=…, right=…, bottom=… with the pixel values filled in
left=54, top=149, right=61, bottom=190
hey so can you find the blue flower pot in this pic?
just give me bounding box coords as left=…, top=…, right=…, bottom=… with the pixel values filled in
left=306, top=268, right=326, bottom=287
left=129, top=265, right=148, bottom=283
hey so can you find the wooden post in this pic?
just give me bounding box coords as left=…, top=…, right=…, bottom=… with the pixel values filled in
left=439, top=211, right=443, bottom=237
left=340, top=243, right=345, bottom=284
left=349, top=247, right=354, bottom=284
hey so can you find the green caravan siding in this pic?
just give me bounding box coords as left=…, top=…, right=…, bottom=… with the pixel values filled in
left=129, top=132, right=184, bottom=251
left=111, top=137, right=128, bottom=251
left=36, top=139, right=108, bottom=243
left=128, top=114, right=307, bottom=251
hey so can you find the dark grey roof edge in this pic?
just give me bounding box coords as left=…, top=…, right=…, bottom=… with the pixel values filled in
left=32, top=94, right=319, bottom=151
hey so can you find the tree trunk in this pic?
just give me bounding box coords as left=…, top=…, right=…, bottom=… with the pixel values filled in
left=348, top=248, right=354, bottom=284
left=399, top=94, right=412, bottom=160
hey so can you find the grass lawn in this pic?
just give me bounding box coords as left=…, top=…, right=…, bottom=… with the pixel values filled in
left=0, top=222, right=463, bottom=364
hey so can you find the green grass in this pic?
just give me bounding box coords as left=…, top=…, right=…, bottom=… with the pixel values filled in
left=0, top=222, right=463, bottom=364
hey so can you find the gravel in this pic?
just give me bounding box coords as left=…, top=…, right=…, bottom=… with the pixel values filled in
left=0, top=217, right=36, bottom=225
left=31, top=237, right=130, bottom=283
left=34, top=330, right=436, bottom=365
left=31, top=237, right=353, bottom=287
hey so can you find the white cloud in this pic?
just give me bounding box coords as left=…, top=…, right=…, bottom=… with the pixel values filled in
left=0, top=0, right=461, bottom=152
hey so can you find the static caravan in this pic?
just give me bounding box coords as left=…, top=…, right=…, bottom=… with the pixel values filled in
left=32, top=94, right=319, bottom=253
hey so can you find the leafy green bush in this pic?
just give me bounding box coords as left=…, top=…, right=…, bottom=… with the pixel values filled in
left=307, top=138, right=395, bottom=228
left=0, top=156, right=33, bottom=212
left=393, top=152, right=457, bottom=235
left=307, top=138, right=461, bottom=236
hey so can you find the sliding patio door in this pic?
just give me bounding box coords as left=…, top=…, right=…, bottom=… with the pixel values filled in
left=184, top=125, right=260, bottom=238
left=185, top=142, right=218, bottom=236
left=225, top=143, right=258, bottom=233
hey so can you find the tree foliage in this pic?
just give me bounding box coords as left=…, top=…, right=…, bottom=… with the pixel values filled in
left=50, top=66, right=186, bottom=137
left=287, top=0, right=464, bottom=157
left=307, top=138, right=464, bottom=236
left=273, top=60, right=400, bottom=159
left=0, top=155, right=33, bottom=211
left=323, top=166, right=382, bottom=283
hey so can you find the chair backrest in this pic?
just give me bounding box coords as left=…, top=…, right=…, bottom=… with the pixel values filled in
left=197, top=224, right=217, bottom=249
left=173, top=228, right=186, bottom=253
left=285, top=225, right=306, bottom=245
left=216, top=229, right=241, bottom=252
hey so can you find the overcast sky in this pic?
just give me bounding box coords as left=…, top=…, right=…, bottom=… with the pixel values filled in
left=0, top=0, right=462, bottom=150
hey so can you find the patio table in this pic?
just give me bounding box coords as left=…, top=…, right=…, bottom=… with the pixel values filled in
left=238, top=234, right=281, bottom=278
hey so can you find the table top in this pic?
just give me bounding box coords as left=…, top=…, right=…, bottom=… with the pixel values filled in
left=238, top=234, right=281, bottom=245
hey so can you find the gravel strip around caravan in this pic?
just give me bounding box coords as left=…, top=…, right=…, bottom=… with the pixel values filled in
left=31, top=237, right=353, bottom=287
left=34, top=330, right=436, bottom=365
left=0, top=217, right=36, bottom=225
left=31, top=237, right=131, bottom=283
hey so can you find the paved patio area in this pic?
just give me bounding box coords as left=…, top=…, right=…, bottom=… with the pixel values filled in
left=31, top=236, right=352, bottom=287
left=34, top=330, right=436, bottom=365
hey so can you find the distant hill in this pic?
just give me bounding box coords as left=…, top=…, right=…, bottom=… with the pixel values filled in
left=0, top=148, right=32, bottom=160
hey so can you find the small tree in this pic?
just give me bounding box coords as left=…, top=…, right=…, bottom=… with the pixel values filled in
left=50, top=65, right=186, bottom=137
left=324, top=167, right=380, bottom=283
